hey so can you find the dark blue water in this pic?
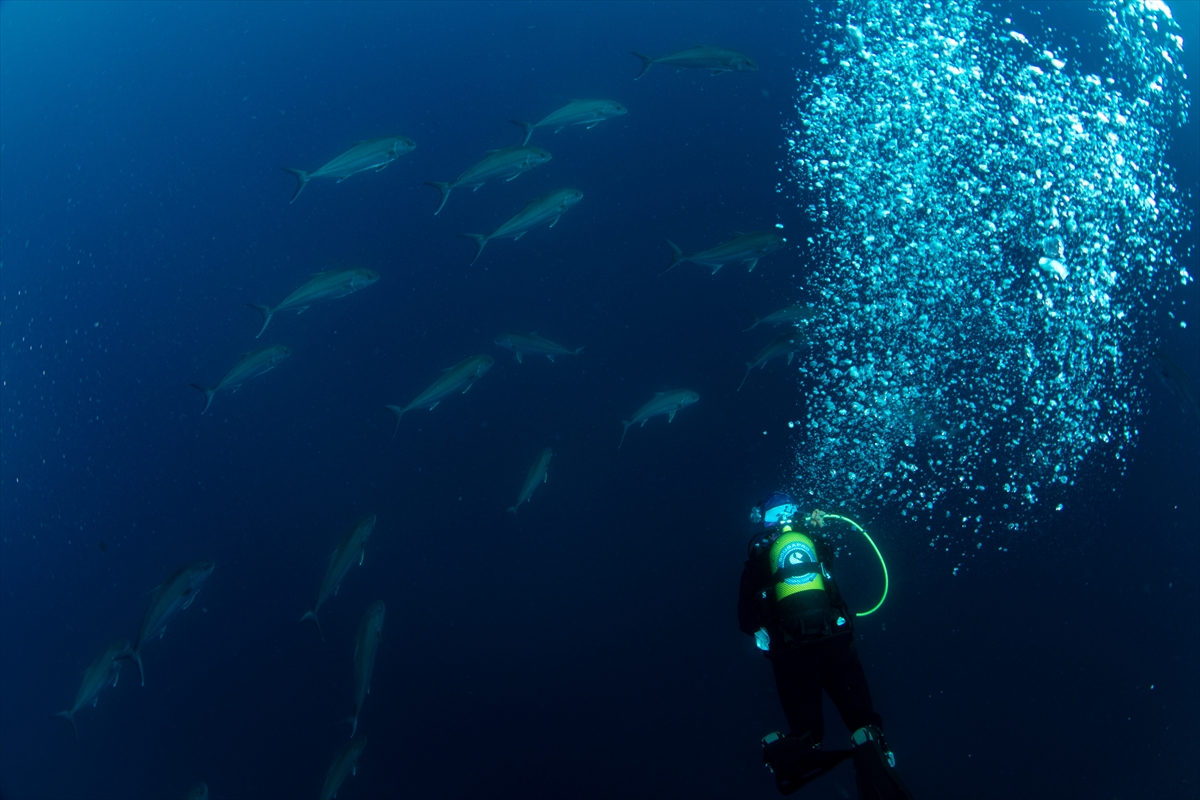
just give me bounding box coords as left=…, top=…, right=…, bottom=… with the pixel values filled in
left=1, top=2, right=1197, bottom=799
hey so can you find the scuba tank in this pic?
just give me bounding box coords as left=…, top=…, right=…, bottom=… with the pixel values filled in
left=768, top=524, right=847, bottom=638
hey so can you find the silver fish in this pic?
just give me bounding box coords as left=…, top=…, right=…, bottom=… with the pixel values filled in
left=508, top=447, right=553, bottom=513
left=320, top=737, right=367, bottom=800
left=619, top=390, right=700, bottom=449
left=385, top=355, right=494, bottom=434
left=301, top=515, right=377, bottom=640
left=494, top=332, right=583, bottom=364
left=510, top=99, right=628, bottom=146
left=248, top=269, right=379, bottom=338
left=347, top=600, right=385, bottom=737
left=743, top=305, right=816, bottom=331
left=460, top=189, right=583, bottom=265
left=130, top=561, right=215, bottom=686
left=632, top=45, right=758, bottom=80
left=54, top=639, right=131, bottom=738
left=190, top=345, right=292, bottom=415
left=282, top=136, right=415, bottom=203
left=738, top=334, right=802, bottom=391
left=662, top=231, right=785, bottom=275
left=425, top=146, right=552, bottom=215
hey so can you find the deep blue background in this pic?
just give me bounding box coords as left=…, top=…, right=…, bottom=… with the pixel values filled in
left=1, top=2, right=1197, bottom=799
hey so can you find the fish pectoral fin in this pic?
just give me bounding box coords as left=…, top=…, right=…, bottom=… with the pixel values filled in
left=428, top=401, right=439, bottom=410
left=182, top=595, right=195, bottom=609
left=472, top=184, right=484, bottom=191
left=744, top=258, right=759, bottom=272
left=295, top=306, right=309, bottom=314
left=334, top=584, right=340, bottom=596
left=359, top=551, right=364, bottom=566
left=375, top=163, right=390, bottom=172
left=159, top=626, right=167, bottom=639
left=787, top=352, right=795, bottom=364
left=586, top=122, right=599, bottom=129
left=548, top=216, right=561, bottom=228
left=461, top=381, right=473, bottom=394
left=514, top=231, right=526, bottom=241
left=546, top=355, right=555, bottom=363
left=505, top=173, right=520, bottom=181
left=93, top=698, right=98, bottom=707
left=515, top=352, right=523, bottom=363
left=668, top=410, right=677, bottom=423
left=542, top=473, right=548, bottom=483
left=553, top=126, right=565, bottom=133
left=710, top=68, right=731, bottom=75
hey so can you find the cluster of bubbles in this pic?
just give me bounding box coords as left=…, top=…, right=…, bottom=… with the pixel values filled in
left=784, top=0, right=1191, bottom=557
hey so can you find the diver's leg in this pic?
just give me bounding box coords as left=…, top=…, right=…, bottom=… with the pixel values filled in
left=771, top=646, right=825, bottom=742
left=761, top=647, right=845, bottom=794
left=821, top=637, right=883, bottom=732
left=820, top=637, right=913, bottom=800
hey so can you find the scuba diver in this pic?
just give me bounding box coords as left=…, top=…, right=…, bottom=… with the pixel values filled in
left=739, top=491, right=913, bottom=799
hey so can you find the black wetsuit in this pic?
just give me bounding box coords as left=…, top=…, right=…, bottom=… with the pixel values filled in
left=738, top=532, right=883, bottom=745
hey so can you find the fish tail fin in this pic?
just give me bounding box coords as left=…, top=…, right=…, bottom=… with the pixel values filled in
left=574, top=346, right=585, bottom=355
left=300, top=610, right=325, bottom=641
left=424, top=182, right=452, bottom=215
left=130, top=649, right=145, bottom=687
left=340, top=713, right=359, bottom=737
left=742, top=310, right=761, bottom=332
left=247, top=303, right=274, bottom=338
left=280, top=167, right=310, bottom=203
left=738, top=363, right=753, bottom=392
left=660, top=239, right=684, bottom=275
left=619, top=420, right=631, bottom=449
left=459, top=233, right=487, bottom=265
left=385, top=405, right=406, bottom=439
left=54, top=710, right=78, bottom=739
left=190, top=383, right=215, bottom=415
left=510, top=120, right=534, bottom=146
left=632, top=52, right=654, bottom=80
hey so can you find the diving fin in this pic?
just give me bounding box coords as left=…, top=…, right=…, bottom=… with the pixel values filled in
left=761, top=731, right=852, bottom=796
left=852, top=736, right=914, bottom=800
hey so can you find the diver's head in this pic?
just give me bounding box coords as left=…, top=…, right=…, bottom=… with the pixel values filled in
left=747, top=491, right=799, bottom=558
left=752, top=491, right=798, bottom=529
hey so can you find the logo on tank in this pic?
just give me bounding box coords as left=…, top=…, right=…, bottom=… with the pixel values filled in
left=776, top=541, right=818, bottom=586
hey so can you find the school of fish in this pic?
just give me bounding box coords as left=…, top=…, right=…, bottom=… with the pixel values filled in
left=55, top=42, right=813, bottom=799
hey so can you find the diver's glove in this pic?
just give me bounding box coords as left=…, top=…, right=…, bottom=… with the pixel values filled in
left=850, top=726, right=914, bottom=800
left=754, top=627, right=770, bottom=651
